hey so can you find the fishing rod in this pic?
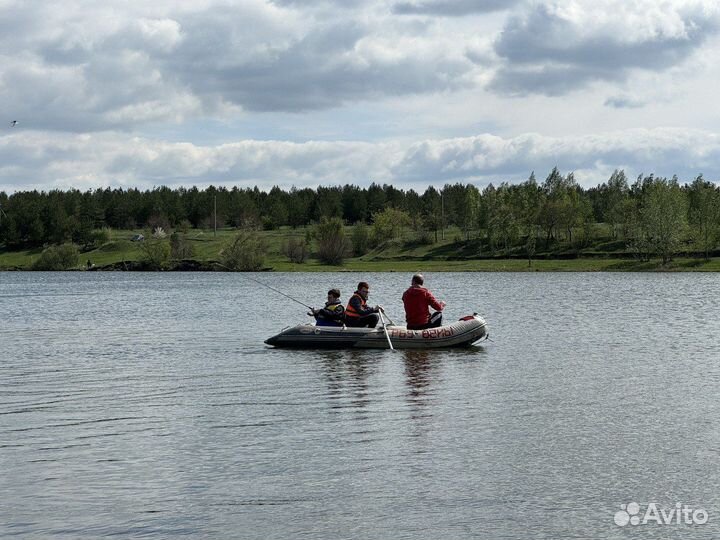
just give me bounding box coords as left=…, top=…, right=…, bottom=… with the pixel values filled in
left=214, top=263, right=314, bottom=311
left=214, top=263, right=400, bottom=324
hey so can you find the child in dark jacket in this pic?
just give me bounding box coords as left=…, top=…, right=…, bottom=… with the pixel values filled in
left=310, top=288, right=345, bottom=326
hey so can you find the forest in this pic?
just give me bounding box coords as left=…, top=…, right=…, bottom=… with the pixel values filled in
left=1, top=168, right=718, bottom=267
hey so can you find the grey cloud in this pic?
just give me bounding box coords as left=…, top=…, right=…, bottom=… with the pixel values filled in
left=0, top=2, right=478, bottom=131
left=489, top=64, right=610, bottom=96
left=271, top=0, right=366, bottom=6
left=39, top=40, right=94, bottom=66
left=1, top=49, right=194, bottom=133
left=604, top=95, right=646, bottom=109
left=393, top=0, right=519, bottom=16
left=0, top=5, right=43, bottom=50
left=0, top=4, right=195, bottom=132
left=491, top=3, right=720, bottom=95
left=169, top=18, right=472, bottom=112
left=496, top=7, right=705, bottom=69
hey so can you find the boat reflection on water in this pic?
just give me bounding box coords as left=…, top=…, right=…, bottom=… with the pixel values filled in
left=402, top=350, right=440, bottom=415
left=316, top=351, right=380, bottom=413
left=311, top=346, right=487, bottom=416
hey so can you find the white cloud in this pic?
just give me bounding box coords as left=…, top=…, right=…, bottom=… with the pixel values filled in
left=135, top=18, right=183, bottom=53
left=394, top=128, right=720, bottom=185
left=1, top=128, right=719, bottom=193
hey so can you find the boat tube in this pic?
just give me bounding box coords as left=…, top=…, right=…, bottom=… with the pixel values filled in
left=265, top=314, right=488, bottom=349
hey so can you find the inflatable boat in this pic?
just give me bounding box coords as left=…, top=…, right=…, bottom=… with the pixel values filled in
left=265, top=314, right=488, bottom=349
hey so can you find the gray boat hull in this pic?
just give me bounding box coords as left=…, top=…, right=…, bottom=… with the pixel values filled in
left=265, top=315, right=488, bottom=349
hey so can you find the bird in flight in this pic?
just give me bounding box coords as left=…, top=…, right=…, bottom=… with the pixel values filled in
left=10, top=120, right=17, bottom=127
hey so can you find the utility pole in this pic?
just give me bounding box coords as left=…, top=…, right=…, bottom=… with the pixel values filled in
left=214, top=195, right=217, bottom=237
left=441, top=189, right=445, bottom=240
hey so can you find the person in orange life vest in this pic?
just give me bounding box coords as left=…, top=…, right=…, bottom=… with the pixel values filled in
left=345, top=281, right=381, bottom=328
left=309, top=288, right=345, bottom=327
left=402, top=273, right=446, bottom=330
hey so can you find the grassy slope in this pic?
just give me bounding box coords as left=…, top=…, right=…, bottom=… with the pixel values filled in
left=2, top=226, right=720, bottom=271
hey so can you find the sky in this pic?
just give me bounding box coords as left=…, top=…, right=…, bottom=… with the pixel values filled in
left=2, top=0, right=720, bottom=193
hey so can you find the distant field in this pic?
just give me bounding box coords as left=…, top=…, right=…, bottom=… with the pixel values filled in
left=2, top=226, right=720, bottom=271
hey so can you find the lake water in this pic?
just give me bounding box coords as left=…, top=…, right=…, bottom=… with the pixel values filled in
left=1, top=271, right=719, bottom=539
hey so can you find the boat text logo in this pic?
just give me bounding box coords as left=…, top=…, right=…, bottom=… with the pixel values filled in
left=614, top=502, right=709, bottom=527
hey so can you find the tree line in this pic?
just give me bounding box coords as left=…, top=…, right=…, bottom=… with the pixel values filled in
left=1, top=168, right=719, bottom=263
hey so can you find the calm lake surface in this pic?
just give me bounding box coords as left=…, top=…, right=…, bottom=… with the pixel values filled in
left=1, top=271, right=719, bottom=539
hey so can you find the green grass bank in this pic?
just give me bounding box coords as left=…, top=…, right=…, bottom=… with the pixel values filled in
left=2, top=226, right=720, bottom=271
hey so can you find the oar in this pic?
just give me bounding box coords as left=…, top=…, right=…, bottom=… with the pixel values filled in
left=379, top=309, right=394, bottom=350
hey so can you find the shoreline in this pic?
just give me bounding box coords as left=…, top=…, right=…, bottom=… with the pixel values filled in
left=3, top=257, right=720, bottom=272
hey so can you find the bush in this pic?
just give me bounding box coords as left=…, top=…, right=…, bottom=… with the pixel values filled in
left=177, top=220, right=192, bottom=234
left=170, top=232, right=195, bottom=260
left=283, top=237, right=308, bottom=263
left=351, top=223, right=370, bottom=256
left=415, top=229, right=434, bottom=245
left=371, top=208, right=411, bottom=246
left=261, top=216, right=276, bottom=231
left=220, top=231, right=266, bottom=271
left=315, top=217, right=350, bottom=265
left=90, top=228, right=111, bottom=247
left=32, top=244, right=79, bottom=270
left=140, top=239, right=171, bottom=270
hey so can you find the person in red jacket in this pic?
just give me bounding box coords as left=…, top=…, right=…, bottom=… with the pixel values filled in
left=402, top=273, right=445, bottom=330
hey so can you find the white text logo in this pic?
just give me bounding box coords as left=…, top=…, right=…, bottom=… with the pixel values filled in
left=615, top=502, right=709, bottom=527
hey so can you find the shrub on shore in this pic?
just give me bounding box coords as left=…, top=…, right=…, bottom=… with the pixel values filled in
left=351, top=223, right=370, bottom=256
left=140, top=239, right=171, bottom=270
left=32, top=244, right=80, bottom=270
left=283, top=237, right=308, bottom=264
left=315, top=217, right=350, bottom=265
left=220, top=231, right=266, bottom=270
left=170, top=232, right=195, bottom=260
